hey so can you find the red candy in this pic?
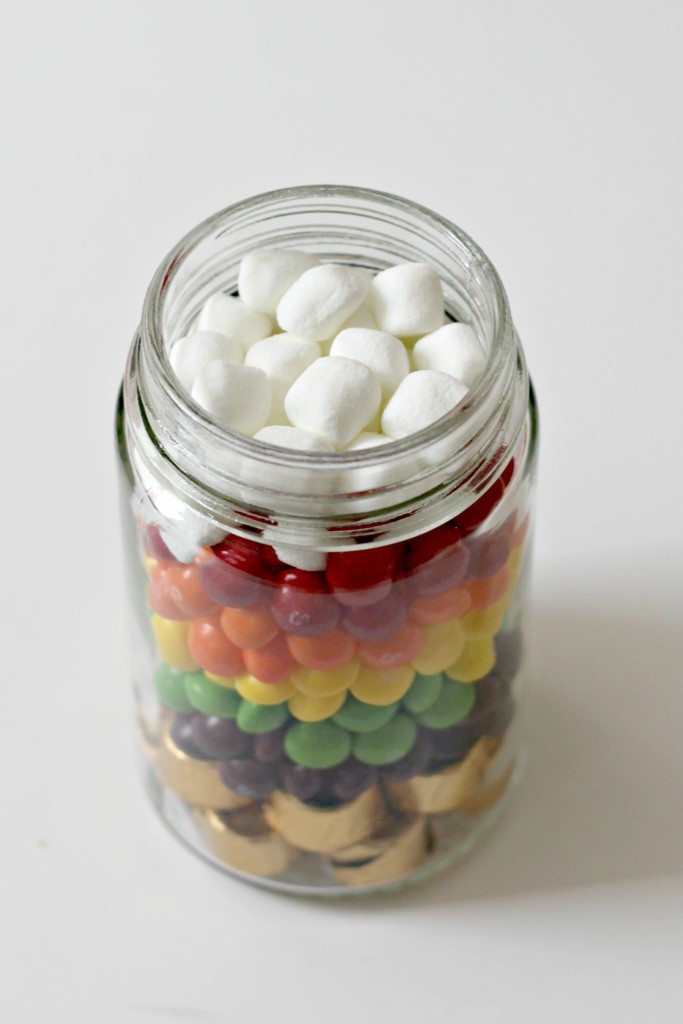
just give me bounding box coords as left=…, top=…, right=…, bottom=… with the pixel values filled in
left=341, top=588, right=408, bottom=643
left=500, top=456, right=516, bottom=490
left=453, top=478, right=505, bottom=535
left=511, top=512, right=530, bottom=548
left=326, top=544, right=402, bottom=607
left=142, top=523, right=177, bottom=561
left=197, top=540, right=264, bottom=608
left=465, top=528, right=511, bottom=580
left=271, top=569, right=339, bottom=637
left=404, top=524, right=469, bottom=596
left=188, top=615, right=245, bottom=676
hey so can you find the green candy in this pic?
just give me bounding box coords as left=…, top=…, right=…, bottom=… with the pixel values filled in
left=353, top=715, right=417, bottom=766
left=284, top=721, right=352, bottom=769
left=154, top=665, right=194, bottom=713
left=416, top=679, right=475, bottom=729
left=332, top=694, right=399, bottom=734
left=237, top=701, right=289, bottom=735
left=402, top=672, right=443, bottom=715
left=184, top=673, right=241, bottom=718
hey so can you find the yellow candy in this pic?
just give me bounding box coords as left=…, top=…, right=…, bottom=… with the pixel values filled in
left=507, top=544, right=524, bottom=584
left=461, top=598, right=508, bottom=640
left=143, top=555, right=158, bottom=577
left=235, top=674, right=295, bottom=705
left=151, top=614, right=198, bottom=672
left=350, top=664, right=415, bottom=706
left=410, top=617, right=465, bottom=675
left=205, top=671, right=236, bottom=689
left=288, top=690, right=346, bottom=722
left=446, top=638, right=496, bottom=683
left=291, top=660, right=360, bottom=697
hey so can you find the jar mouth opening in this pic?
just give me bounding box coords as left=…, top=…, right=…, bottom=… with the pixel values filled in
left=141, top=184, right=513, bottom=470
left=128, top=184, right=529, bottom=541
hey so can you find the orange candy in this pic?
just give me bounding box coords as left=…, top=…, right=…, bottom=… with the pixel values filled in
left=287, top=627, right=357, bottom=670
left=409, top=584, right=471, bottom=625
left=147, top=561, right=217, bottom=619
left=358, top=620, right=423, bottom=670
left=164, top=563, right=218, bottom=617
left=243, top=632, right=297, bottom=684
left=464, top=565, right=510, bottom=612
left=220, top=602, right=279, bottom=650
left=147, top=574, right=186, bottom=619
left=188, top=615, right=245, bottom=677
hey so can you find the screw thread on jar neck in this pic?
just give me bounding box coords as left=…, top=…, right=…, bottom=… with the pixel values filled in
left=124, top=185, right=529, bottom=549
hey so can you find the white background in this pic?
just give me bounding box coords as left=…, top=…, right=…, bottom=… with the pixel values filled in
left=2, top=1, right=682, bottom=1021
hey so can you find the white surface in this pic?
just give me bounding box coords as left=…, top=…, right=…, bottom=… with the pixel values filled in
left=2, top=1, right=682, bottom=1021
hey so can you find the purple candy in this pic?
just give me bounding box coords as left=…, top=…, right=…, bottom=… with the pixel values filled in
left=341, top=589, right=408, bottom=643
left=326, top=758, right=377, bottom=802
left=465, top=529, right=511, bottom=580
left=280, top=763, right=324, bottom=802
left=218, top=759, right=278, bottom=799
left=494, top=630, right=523, bottom=680
left=379, top=730, right=433, bottom=782
left=170, top=714, right=211, bottom=760
left=190, top=715, right=252, bottom=760
left=253, top=726, right=287, bottom=763
left=428, top=723, right=478, bottom=763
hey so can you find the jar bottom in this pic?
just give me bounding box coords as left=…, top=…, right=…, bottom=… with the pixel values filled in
left=139, top=742, right=524, bottom=898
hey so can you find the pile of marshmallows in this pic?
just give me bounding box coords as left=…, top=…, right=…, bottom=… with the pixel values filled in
left=170, top=251, right=487, bottom=452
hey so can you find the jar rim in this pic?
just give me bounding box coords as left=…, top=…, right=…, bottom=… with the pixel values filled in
left=142, top=184, right=512, bottom=466
left=127, top=185, right=529, bottom=544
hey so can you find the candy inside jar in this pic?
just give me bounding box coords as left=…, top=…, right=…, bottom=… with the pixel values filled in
left=118, top=185, right=537, bottom=894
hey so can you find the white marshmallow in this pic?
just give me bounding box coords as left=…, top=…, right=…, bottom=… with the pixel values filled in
left=196, top=292, right=272, bottom=351
left=381, top=370, right=469, bottom=439
left=169, top=330, right=243, bottom=392
left=276, top=265, right=370, bottom=342
left=412, top=322, right=487, bottom=388
left=242, top=422, right=338, bottom=502
left=246, top=334, right=321, bottom=423
left=272, top=544, right=328, bottom=572
left=340, top=302, right=378, bottom=330
left=191, top=360, right=271, bottom=435
left=329, top=328, right=409, bottom=400
left=146, top=488, right=226, bottom=562
left=131, top=451, right=225, bottom=561
left=369, top=263, right=444, bottom=337
left=253, top=425, right=334, bottom=452
left=238, top=249, right=320, bottom=314
left=342, top=431, right=391, bottom=451
left=338, top=436, right=427, bottom=512
left=284, top=356, right=381, bottom=448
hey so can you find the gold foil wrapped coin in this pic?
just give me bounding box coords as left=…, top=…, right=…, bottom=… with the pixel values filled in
left=264, top=785, right=385, bottom=854
left=331, top=813, right=431, bottom=887
left=461, top=760, right=515, bottom=814
left=384, top=736, right=498, bottom=815
left=147, top=716, right=252, bottom=811
left=195, top=806, right=297, bottom=878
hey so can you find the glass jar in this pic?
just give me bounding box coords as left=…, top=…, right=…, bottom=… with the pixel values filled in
left=116, top=185, right=538, bottom=895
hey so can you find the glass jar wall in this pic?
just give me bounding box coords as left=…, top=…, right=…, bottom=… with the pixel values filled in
left=117, top=186, right=538, bottom=894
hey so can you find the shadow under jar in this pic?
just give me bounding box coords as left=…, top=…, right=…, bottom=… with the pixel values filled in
left=116, top=185, right=538, bottom=895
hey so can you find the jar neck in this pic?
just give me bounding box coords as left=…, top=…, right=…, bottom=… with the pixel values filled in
left=124, top=185, right=529, bottom=549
